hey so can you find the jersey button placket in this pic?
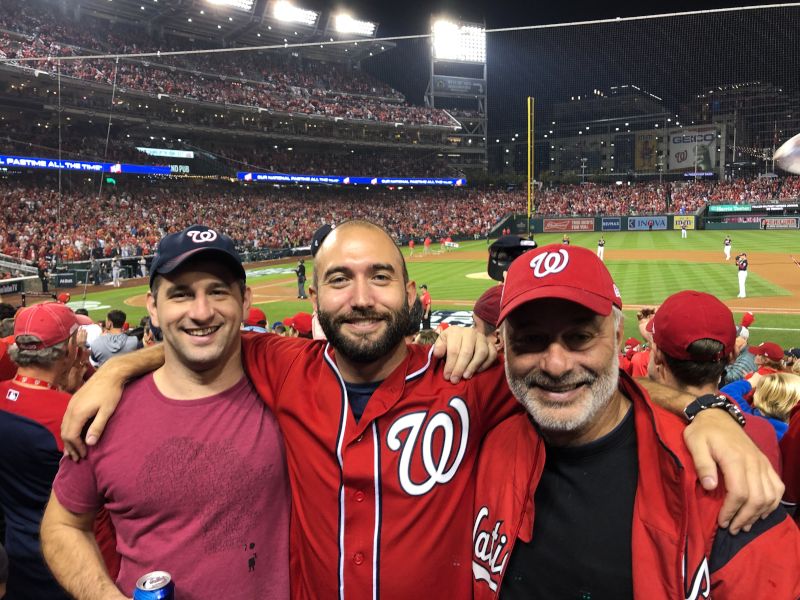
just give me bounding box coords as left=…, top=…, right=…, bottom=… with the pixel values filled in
left=353, top=551, right=365, bottom=565
left=354, top=490, right=366, bottom=502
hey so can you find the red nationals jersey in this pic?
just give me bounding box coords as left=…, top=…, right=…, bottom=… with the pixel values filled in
left=242, top=334, right=518, bottom=600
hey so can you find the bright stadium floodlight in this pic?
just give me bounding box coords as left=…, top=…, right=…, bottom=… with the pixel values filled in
left=207, top=0, right=255, bottom=11
left=334, top=13, right=377, bottom=37
left=273, top=0, right=318, bottom=26
left=431, top=19, right=485, bottom=63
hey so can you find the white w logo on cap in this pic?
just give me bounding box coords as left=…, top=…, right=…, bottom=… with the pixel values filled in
left=186, top=229, right=218, bottom=244
left=530, top=249, right=569, bottom=278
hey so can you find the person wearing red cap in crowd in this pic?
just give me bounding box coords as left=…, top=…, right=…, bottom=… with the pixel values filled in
left=747, top=341, right=785, bottom=378
left=60, top=224, right=782, bottom=600
left=645, top=291, right=782, bottom=472
left=619, top=337, right=640, bottom=375
left=0, top=302, right=117, bottom=599
left=472, top=284, right=504, bottom=351
left=285, top=312, right=313, bottom=339
left=243, top=306, right=269, bottom=333
left=471, top=249, right=797, bottom=599
left=56, top=292, right=71, bottom=304
left=628, top=307, right=655, bottom=378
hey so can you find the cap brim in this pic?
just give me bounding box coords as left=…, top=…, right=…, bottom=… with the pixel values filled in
left=498, top=285, right=614, bottom=324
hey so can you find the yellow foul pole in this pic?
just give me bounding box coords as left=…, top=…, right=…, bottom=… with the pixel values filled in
left=527, top=97, right=534, bottom=237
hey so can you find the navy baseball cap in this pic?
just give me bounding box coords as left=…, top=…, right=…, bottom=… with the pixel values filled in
left=149, top=225, right=245, bottom=288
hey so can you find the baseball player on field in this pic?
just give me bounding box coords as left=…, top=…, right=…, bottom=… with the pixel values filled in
left=60, top=222, right=780, bottom=600
left=680, top=223, right=687, bottom=239
left=596, top=236, right=605, bottom=261
left=724, top=235, right=732, bottom=260
left=736, top=252, right=748, bottom=298
left=111, top=257, right=121, bottom=288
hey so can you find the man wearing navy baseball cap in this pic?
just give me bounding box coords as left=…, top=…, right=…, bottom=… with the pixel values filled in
left=43, top=225, right=291, bottom=600
left=471, top=245, right=799, bottom=599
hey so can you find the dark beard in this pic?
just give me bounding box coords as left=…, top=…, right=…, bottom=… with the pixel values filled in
left=317, top=300, right=412, bottom=364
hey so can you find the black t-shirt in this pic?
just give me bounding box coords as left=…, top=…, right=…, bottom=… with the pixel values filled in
left=345, top=380, right=382, bottom=422
left=501, top=408, right=638, bottom=600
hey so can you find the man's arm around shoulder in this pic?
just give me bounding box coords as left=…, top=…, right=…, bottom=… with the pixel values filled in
left=41, top=491, right=128, bottom=600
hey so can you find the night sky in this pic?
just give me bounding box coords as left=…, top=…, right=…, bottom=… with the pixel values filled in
left=332, top=1, right=800, bottom=144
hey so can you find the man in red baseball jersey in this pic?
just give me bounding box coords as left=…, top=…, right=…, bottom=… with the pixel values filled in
left=62, top=223, right=783, bottom=599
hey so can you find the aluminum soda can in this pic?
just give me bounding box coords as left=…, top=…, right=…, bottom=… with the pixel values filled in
left=133, top=571, right=175, bottom=600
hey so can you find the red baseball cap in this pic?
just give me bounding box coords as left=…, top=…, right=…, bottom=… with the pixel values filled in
left=14, top=302, right=93, bottom=350
left=498, top=244, right=622, bottom=323
left=473, top=285, right=503, bottom=329
left=624, top=337, right=640, bottom=348
left=749, top=342, right=784, bottom=362
left=289, top=312, right=312, bottom=336
left=56, top=292, right=71, bottom=304
left=647, top=291, right=735, bottom=361
left=245, top=307, right=268, bottom=327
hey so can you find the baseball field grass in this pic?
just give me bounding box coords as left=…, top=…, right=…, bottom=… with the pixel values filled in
left=66, top=229, right=800, bottom=348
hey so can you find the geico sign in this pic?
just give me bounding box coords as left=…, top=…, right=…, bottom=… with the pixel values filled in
left=672, top=134, right=715, bottom=143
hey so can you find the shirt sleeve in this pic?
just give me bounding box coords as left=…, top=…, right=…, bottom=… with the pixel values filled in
left=469, top=359, right=523, bottom=433
left=52, top=454, right=103, bottom=515
left=240, top=333, right=314, bottom=411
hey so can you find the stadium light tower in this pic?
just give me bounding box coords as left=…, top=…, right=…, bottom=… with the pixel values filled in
left=426, top=18, right=487, bottom=173
left=333, top=13, right=377, bottom=37
left=431, top=20, right=486, bottom=63
left=272, top=0, right=319, bottom=27
left=206, top=0, right=255, bottom=11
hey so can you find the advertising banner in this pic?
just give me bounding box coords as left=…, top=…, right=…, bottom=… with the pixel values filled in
left=0, top=154, right=170, bottom=175
left=673, top=216, right=696, bottom=230
left=432, top=76, right=485, bottom=96
left=723, top=216, right=763, bottom=224
left=628, top=216, right=667, bottom=231
left=0, top=279, right=24, bottom=295
left=53, top=272, right=77, bottom=288
left=759, top=217, right=799, bottom=230
left=668, top=126, right=717, bottom=171
left=238, top=172, right=466, bottom=186
left=543, top=218, right=595, bottom=233
left=635, top=133, right=658, bottom=171
left=601, top=217, right=621, bottom=231
left=709, top=204, right=752, bottom=213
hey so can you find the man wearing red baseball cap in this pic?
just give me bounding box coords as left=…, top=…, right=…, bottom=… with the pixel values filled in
left=646, top=291, right=782, bottom=472
left=471, top=247, right=798, bottom=599
left=472, top=285, right=504, bottom=351
left=243, top=307, right=269, bottom=333
left=0, top=303, right=115, bottom=598
left=749, top=341, right=785, bottom=375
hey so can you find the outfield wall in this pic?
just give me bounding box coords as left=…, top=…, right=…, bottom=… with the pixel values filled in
left=515, top=214, right=697, bottom=233
left=703, top=201, right=800, bottom=230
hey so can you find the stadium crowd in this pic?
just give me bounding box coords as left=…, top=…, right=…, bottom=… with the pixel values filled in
left=1, top=174, right=799, bottom=269
left=0, top=0, right=455, bottom=127
left=0, top=180, right=518, bottom=265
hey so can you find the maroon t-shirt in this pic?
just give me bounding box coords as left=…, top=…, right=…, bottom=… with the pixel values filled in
left=53, top=374, right=290, bottom=600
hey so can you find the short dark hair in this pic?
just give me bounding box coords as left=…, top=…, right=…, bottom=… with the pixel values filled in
left=663, top=338, right=727, bottom=387
left=0, top=302, right=16, bottom=320
left=405, top=297, right=424, bottom=336
left=107, top=309, right=127, bottom=328
left=75, top=308, right=89, bottom=316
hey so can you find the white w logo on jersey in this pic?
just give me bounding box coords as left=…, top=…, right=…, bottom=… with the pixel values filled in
left=529, top=249, right=569, bottom=278
left=386, top=397, right=469, bottom=496
left=684, top=556, right=710, bottom=600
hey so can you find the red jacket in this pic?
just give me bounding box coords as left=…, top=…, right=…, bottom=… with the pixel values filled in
left=472, top=372, right=800, bottom=599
